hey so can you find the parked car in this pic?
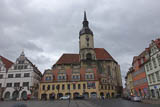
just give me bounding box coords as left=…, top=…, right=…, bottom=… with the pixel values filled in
left=59, top=96, right=70, bottom=100
left=74, top=95, right=84, bottom=99
left=131, top=96, right=141, bottom=102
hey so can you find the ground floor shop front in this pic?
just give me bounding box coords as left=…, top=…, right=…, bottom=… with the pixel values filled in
left=39, top=81, right=117, bottom=100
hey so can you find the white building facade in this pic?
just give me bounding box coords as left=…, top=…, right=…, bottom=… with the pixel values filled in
left=2, top=51, right=42, bottom=100
left=0, top=56, right=13, bottom=99
left=145, top=39, right=160, bottom=99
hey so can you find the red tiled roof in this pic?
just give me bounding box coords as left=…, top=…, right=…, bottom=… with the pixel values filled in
left=55, top=48, right=115, bottom=65
left=56, top=54, right=80, bottom=65
left=0, top=56, right=13, bottom=70
left=94, top=48, right=115, bottom=61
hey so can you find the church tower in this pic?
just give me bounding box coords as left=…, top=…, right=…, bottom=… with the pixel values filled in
left=79, top=11, right=96, bottom=64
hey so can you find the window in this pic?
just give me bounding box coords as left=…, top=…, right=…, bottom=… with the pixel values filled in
left=152, top=58, right=157, bottom=68
left=47, top=85, right=50, bottom=90
left=42, top=85, right=45, bottom=90
left=58, top=76, right=61, bottom=80
left=14, top=66, right=17, bottom=70
left=8, top=74, right=13, bottom=78
left=58, top=75, right=65, bottom=80
left=52, top=85, right=55, bottom=90
left=76, top=75, right=79, bottom=79
left=108, top=85, right=110, bottom=90
left=73, top=84, right=76, bottom=89
left=18, top=65, right=21, bottom=69
left=18, top=60, right=24, bottom=64
left=146, top=64, right=149, bottom=71
left=78, top=84, right=81, bottom=89
left=107, top=66, right=111, bottom=75
left=45, top=76, right=51, bottom=81
left=111, top=86, right=113, bottom=90
left=148, top=75, right=152, bottom=83
left=62, top=76, right=65, bottom=79
left=101, top=85, right=103, bottom=89
left=23, top=82, right=29, bottom=87
left=90, top=74, right=93, bottom=79
left=83, top=84, right=86, bottom=89
left=15, top=74, right=21, bottom=78
left=14, top=82, right=20, bottom=87
left=7, top=83, right=12, bottom=87
left=24, top=65, right=27, bottom=69
left=67, top=84, right=70, bottom=90
left=24, top=73, right=30, bottom=77
left=0, top=74, right=3, bottom=79
left=18, top=65, right=23, bottom=69
left=157, top=55, right=160, bottom=66
left=72, top=75, right=80, bottom=80
left=56, top=85, right=60, bottom=90
left=85, top=74, right=94, bottom=79
left=156, top=71, right=160, bottom=81
left=149, top=62, right=153, bottom=70
left=152, top=74, right=155, bottom=83
left=62, top=84, right=65, bottom=90
left=105, top=85, right=107, bottom=90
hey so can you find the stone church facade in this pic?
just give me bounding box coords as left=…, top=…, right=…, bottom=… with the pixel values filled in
left=39, top=12, right=122, bottom=100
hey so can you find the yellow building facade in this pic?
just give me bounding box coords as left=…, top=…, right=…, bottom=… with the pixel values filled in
left=39, top=81, right=116, bottom=100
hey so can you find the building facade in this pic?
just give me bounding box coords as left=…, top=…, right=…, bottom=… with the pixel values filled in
left=0, top=56, right=13, bottom=99
left=39, top=12, right=122, bottom=100
left=145, top=39, right=160, bottom=99
left=2, top=51, right=42, bottom=100
left=131, top=49, right=149, bottom=98
left=125, top=67, right=134, bottom=97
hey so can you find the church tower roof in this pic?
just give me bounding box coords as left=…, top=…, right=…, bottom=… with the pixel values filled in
left=79, top=11, right=93, bottom=36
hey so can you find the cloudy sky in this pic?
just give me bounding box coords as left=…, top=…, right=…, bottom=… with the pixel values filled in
left=0, top=0, right=160, bottom=86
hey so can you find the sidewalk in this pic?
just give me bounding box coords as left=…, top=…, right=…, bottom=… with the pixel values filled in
left=142, top=99, right=160, bottom=104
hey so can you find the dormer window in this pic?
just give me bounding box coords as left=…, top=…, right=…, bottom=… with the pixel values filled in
left=45, top=76, right=52, bottom=81
left=18, top=60, right=24, bottom=64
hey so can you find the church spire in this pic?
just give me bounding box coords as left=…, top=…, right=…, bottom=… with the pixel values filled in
left=83, top=11, right=89, bottom=27
left=84, top=11, right=87, bottom=21
left=79, top=11, right=93, bottom=36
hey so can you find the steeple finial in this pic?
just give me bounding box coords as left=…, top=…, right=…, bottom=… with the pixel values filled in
left=84, top=11, right=87, bottom=21
left=83, top=11, right=88, bottom=27
left=79, top=11, right=93, bottom=36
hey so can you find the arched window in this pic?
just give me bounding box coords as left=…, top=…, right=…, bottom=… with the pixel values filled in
left=86, top=53, right=92, bottom=60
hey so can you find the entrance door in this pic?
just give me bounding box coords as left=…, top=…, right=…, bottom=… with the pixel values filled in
left=90, top=92, right=97, bottom=99
left=12, top=91, right=19, bottom=100
left=41, top=94, right=47, bottom=100
left=83, top=92, right=89, bottom=99
left=21, top=91, right=27, bottom=100
left=4, top=92, right=10, bottom=100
